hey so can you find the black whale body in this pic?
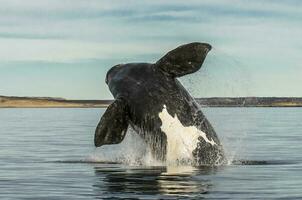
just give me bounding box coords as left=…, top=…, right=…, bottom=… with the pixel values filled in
left=95, top=42, right=226, bottom=165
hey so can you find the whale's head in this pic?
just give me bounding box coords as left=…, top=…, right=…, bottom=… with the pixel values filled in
left=105, top=64, right=123, bottom=85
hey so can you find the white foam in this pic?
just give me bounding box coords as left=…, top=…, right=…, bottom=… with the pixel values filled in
left=158, top=105, right=216, bottom=164
left=92, top=126, right=165, bottom=166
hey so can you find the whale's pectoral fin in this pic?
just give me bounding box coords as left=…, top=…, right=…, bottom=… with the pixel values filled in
left=155, top=42, right=211, bottom=77
left=94, top=98, right=129, bottom=147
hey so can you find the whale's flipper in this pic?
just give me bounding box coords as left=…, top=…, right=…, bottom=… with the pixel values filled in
left=156, top=42, right=211, bottom=77
left=94, top=98, right=129, bottom=147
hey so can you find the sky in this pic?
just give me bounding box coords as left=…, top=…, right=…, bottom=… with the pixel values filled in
left=0, top=0, right=301, bottom=99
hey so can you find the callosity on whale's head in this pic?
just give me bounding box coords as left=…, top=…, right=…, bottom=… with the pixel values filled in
left=95, top=42, right=226, bottom=165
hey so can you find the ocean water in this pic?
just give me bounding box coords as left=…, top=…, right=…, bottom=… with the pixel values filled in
left=0, top=108, right=301, bottom=199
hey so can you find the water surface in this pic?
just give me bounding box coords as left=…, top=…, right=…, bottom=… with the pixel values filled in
left=0, top=108, right=301, bottom=199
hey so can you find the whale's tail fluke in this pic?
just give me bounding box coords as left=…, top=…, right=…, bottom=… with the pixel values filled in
left=94, top=98, right=129, bottom=147
left=156, top=42, right=211, bottom=78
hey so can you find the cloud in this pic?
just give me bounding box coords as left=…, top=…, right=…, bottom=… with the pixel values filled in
left=0, top=0, right=301, bottom=67
left=0, top=0, right=301, bottom=98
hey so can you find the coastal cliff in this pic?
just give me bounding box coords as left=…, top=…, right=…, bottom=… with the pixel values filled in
left=1, top=95, right=302, bottom=108
left=196, top=97, right=302, bottom=107
left=0, top=96, right=110, bottom=108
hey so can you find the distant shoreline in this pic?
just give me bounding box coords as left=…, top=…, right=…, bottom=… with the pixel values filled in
left=1, top=95, right=302, bottom=108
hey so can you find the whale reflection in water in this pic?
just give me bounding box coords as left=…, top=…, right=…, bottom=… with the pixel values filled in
left=92, top=164, right=219, bottom=199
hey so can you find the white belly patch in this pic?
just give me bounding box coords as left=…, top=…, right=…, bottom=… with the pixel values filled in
left=158, top=105, right=216, bottom=164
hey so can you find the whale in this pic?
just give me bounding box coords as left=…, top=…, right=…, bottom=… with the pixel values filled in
left=94, top=42, right=226, bottom=165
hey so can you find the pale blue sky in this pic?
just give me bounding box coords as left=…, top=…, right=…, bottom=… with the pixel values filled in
left=0, top=0, right=301, bottom=99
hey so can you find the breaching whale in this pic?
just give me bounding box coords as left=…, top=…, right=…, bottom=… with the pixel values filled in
left=95, top=42, right=226, bottom=165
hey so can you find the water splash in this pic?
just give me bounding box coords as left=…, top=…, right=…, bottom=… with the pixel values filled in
left=179, top=48, right=253, bottom=165
left=180, top=47, right=253, bottom=98
left=91, top=127, right=163, bottom=166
